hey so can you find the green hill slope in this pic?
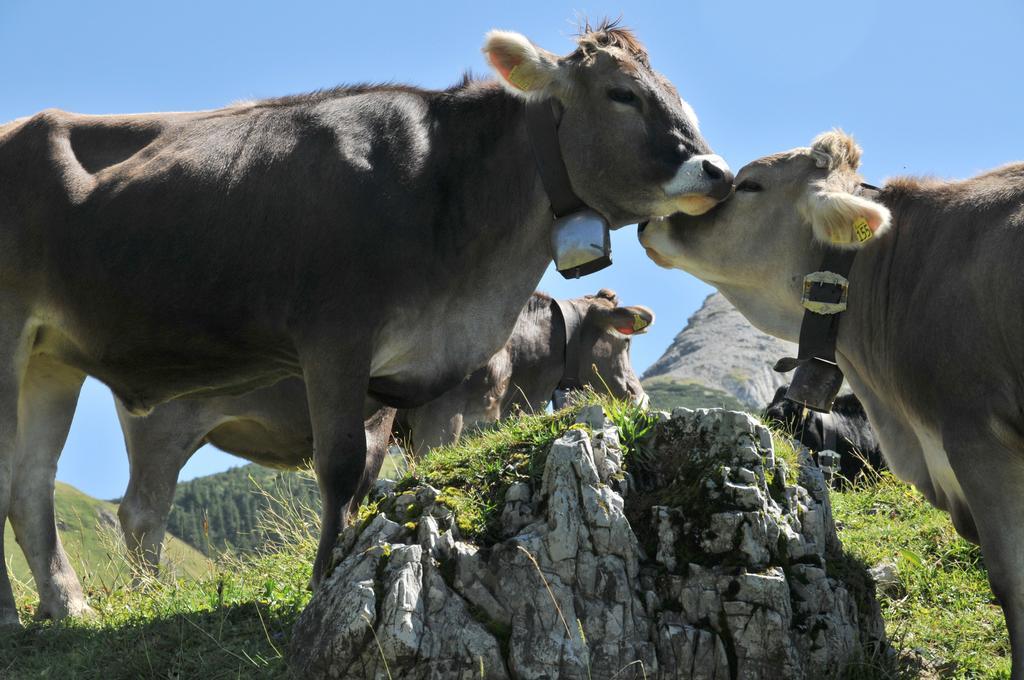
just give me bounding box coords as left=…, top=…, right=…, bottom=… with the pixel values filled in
left=167, top=465, right=320, bottom=556
left=166, top=454, right=403, bottom=556
left=4, top=482, right=208, bottom=591
left=642, top=377, right=748, bottom=412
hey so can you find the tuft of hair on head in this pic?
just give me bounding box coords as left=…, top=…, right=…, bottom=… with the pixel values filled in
left=594, top=288, right=619, bottom=304
left=574, top=16, right=649, bottom=66
left=810, top=129, right=862, bottom=172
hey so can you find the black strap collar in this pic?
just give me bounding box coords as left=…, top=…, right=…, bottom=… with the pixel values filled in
left=550, top=298, right=583, bottom=408
left=525, top=100, right=586, bottom=219
left=774, top=183, right=882, bottom=413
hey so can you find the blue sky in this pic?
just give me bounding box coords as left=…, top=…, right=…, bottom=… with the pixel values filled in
left=2, top=0, right=1022, bottom=499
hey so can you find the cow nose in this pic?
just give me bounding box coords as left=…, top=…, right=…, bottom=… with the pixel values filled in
left=637, top=220, right=649, bottom=234
left=702, top=158, right=725, bottom=181
left=702, top=157, right=734, bottom=200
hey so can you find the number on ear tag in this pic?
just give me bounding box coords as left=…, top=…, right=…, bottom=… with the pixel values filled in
left=853, top=217, right=873, bottom=243
left=508, top=64, right=538, bottom=91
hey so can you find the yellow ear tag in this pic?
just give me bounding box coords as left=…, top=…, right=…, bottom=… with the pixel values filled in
left=507, top=64, right=535, bottom=91
left=632, top=314, right=648, bottom=332
left=853, top=217, right=873, bottom=243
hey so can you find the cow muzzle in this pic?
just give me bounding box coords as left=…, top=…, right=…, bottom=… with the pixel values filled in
left=550, top=209, right=612, bottom=279
left=664, top=154, right=734, bottom=216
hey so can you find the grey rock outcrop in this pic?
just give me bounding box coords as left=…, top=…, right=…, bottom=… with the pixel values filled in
left=642, top=293, right=796, bottom=409
left=291, top=407, right=886, bottom=679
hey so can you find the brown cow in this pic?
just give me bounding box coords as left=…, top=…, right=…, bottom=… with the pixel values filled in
left=640, top=130, right=1024, bottom=677
left=0, top=20, right=730, bottom=622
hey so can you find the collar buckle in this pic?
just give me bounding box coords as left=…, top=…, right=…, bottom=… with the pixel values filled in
left=801, top=271, right=849, bottom=315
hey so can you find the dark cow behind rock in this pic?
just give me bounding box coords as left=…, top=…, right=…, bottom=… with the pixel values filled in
left=0, top=19, right=731, bottom=623
left=763, top=386, right=884, bottom=487
left=117, top=289, right=655, bottom=573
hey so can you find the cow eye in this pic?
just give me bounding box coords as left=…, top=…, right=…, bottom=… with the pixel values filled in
left=736, top=179, right=763, bottom=192
left=607, top=88, right=638, bottom=105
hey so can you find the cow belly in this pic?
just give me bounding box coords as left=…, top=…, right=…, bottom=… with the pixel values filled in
left=33, top=319, right=297, bottom=413
left=368, top=305, right=526, bottom=409
left=206, top=419, right=312, bottom=469
left=909, top=419, right=968, bottom=515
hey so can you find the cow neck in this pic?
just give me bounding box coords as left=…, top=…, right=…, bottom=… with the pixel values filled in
left=525, top=100, right=587, bottom=218
left=774, top=183, right=883, bottom=413
left=549, top=298, right=584, bottom=408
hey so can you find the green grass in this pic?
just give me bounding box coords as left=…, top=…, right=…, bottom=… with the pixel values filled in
left=641, top=378, right=748, bottom=412
left=4, top=482, right=208, bottom=590
left=832, top=471, right=1011, bottom=678
left=2, top=548, right=311, bottom=679
left=399, top=405, right=583, bottom=540
left=2, top=477, right=317, bottom=679
left=0, top=403, right=1013, bottom=679
left=397, top=390, right=660, bottom=542
left=763, top=426, right=801, bottom=488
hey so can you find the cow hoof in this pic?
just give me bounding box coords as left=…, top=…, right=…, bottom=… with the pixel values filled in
left=33, top=600, right=94, bottom=622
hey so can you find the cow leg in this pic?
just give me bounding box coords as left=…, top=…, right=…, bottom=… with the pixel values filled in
left=301, top=344, right=372, bottom=588
left=946, top=431, right=1024, bottom=679
left=115, top=399, right=210, bottom=576
left=0, top=364, right=23, bottom=626
left=347, top=407, right=397, bottom=517
left=7, top=356, right=88, bottom=621
left=0, top=310, right=58, bottom=626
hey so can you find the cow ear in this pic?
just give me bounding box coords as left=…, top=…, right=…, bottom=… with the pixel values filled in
left=802, top=183, right=891, bottom=248
left=596, top=305, right=655, bottom=336
left=483, top=30, right=562, bottom=98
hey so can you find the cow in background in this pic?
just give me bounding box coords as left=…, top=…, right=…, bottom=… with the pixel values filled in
left=401, top=289, right=653, bottom=454
left=763, top=386, right=883, bottom=487
left=118, top=289, right=654, bottom=573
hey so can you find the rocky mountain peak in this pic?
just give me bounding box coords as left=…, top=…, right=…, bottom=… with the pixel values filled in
left=642, top=293, right=796, bottom=410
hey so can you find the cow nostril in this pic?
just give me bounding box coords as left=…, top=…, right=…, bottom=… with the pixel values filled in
left=637, top=220, right=648, bottom=233
left=702, top=158, right=735, bottom=200
left=702, top=159, right=724, bottom=182
left=702, top=159, right=723, bottom=181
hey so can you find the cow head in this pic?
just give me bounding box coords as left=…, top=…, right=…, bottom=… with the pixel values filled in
left=483, top=19, right=733, bottom=226
left=571, top=289, right=653, bottom=404
left=763, top=386, right=823, bottom=450
left=638, top=130, right=891, bottom=340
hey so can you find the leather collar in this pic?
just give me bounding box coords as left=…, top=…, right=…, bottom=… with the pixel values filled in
left=525, top=100, right=586, bottom=219
left=774, top=183, right=882, bottom=412
left=549, top=298, right=583, bottom=409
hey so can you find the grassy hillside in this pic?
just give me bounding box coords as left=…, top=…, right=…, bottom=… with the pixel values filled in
left=166, top=453, right=404, bottom=556
left=2, top=516, right=313, bottom=678
left=832, top=470, right=1011, bottom=677
left=642, top=377, right=748, bottom=412
left=4, top=482, right=207, bottom=592
left=0, top=403, right=1011, bottom=678
left=166, top=465, right=320, bottom=556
